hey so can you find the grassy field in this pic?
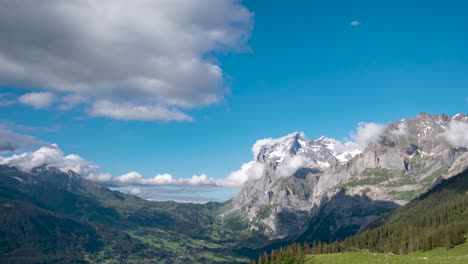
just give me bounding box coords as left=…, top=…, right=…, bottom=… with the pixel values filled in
left=305, top=241, right=468, bottom=264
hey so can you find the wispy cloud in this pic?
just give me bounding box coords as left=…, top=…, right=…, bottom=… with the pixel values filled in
left=0, top=125, right=43, bottom=154
left=350, top=20, right=362, bottom=27
left=18, top=92, right=55, bottom=109
left=0, top=93, right=16, bottom=106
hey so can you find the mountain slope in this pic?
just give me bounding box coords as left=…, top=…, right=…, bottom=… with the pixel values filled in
left=0, top=198, right=101, bottom=264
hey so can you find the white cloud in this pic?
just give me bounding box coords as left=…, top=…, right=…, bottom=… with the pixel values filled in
left=185, top=174, right=216, bottom=185
left=86, top=172, right=112, bottom=183
left=18, top=92, right=55, bottom=109
left=350, top=20, right=361, bottom=27
left=392, top=122, right=409, bottom=136
left=128, top=188, right=142, bottom=196
left=276, top=155, right=309, bottom=177
left=89, top=100, right=192, bottom=122
left=58, top=94, right=88, bottom=110
left=0, top=144, right=99, bottom=175
left=110, top=172, right=239, bottom=187
left=0, top=143, right=247, bottom=188
left=222, top=161, right=265, bottom=187
left=114, top=172, right=176, bottom=185
left=443, top=121, right=468, bottom=148
left=350, top=122, right=385, bottom=148
left=0, top=0, right=253, bottom=121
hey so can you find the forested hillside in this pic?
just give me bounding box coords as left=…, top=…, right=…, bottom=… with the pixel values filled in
left=251, top=169, right=468, bottom=263
left=0, top=165, right=261, bottom=263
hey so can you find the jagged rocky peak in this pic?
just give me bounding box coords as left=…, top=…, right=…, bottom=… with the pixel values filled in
left=255, top=132, right=306, bottom=163
left=380, top=112, right=465, bottom=158
left=453, top=112, right=468, bottom=122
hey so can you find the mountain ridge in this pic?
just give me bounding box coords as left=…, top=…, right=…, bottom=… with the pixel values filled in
left=230, top=112, right=468, bottom=240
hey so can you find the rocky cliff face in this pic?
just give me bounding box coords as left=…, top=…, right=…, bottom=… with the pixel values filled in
left=230, top=113, right=468, bottom=240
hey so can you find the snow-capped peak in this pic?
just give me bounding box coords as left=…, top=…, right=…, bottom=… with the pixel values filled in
left=253, top=133, right=361, bottom=167
left=253, top=132, right=307, bottom=163
left=315, top=136, right=361, bottom=163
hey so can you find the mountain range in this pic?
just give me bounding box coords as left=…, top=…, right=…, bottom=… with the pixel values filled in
left=230, top=112, right=468, bottom=241
left=0, top=112, right=467, bottom=263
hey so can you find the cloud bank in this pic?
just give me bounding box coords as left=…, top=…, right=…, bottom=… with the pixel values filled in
left=0, top=144, right=99, bottom=175
left=0, top=0, right=253, bottom=121
left=0, top=120, right=389, bottom=200
left=0, top=143, right=249, bottom=188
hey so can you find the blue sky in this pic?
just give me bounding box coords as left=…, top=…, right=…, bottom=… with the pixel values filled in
left=0, top=0, right=467, bottom=200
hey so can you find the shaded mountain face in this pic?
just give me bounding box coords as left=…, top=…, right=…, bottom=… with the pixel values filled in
left=231, top=113, right=468, bottom=239
left=322, top=169, right=468, bottom=254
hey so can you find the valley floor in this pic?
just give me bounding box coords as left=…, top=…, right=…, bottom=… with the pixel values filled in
left=305, top=241, right=468, bottom=264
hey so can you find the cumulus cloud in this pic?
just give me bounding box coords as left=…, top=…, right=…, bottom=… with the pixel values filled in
left=18, top=92, right=55, bottom=109
left=350, top=20, right=362, bottom=26
left=0, top=144, right=99, bottom=175
left=0, top=125, right=42, bottom=153
left=0, top=0, right=253, bottom=121
left=114, top=172, right=175, bottom=185
left=223, top=161, right=265, bottom=187
left=109, top=171, right=251, bottom=187
left=329, top=140, right=360, bottom=154
left=443, top=121, right=468, bottom=148
left=350, top=122, right=386, bottom=148
left=0, top=143, right=248, bottom=188
left=392, top=122, right=409, bottom=136
left=86, top=172, right=112, bottom=183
